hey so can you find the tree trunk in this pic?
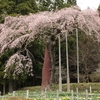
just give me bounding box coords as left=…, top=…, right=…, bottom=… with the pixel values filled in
left=49, top=46, right=56, bottom=86
left=9, top=81, right=13, bottom=93
left=41, top=45, right=52, bottom=90
left=3, top=82, right=6, bottom=95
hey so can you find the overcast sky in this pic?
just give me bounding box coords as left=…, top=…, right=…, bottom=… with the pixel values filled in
left=77, top=0, right=100, bottom=10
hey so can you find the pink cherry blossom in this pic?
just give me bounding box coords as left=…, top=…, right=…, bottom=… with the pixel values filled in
left=4, top=52, right=33, bottom=78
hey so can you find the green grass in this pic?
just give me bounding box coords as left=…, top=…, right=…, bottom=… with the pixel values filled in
left=21, top=83, right=100, bottom=92
left=1, top=83, right=100, bottom=100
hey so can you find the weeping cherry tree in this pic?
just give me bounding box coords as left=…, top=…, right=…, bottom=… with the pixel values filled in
left=0, top=6, right=100, bottom=91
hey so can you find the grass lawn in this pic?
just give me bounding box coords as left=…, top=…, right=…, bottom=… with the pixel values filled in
left=21, top=83, right=100, bottom=92
left=1, top=83, right=100, bottom=100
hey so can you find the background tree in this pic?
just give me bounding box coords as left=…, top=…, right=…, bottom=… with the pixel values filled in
left=98, top=4, right=100, bottom=17
left=36, top=0, right=53, bottom=11
left=98, top=4, right=100, bottom=12
left=15, top=0, right=38, bottom=15
left=0, top=49, right=15, bottom=93
left=78, top=33, right=100, bottom=82
left=52, top=29, right=100, bottom=83
left=0, top=0, right=38, bottom=23
left=37, top=0, right=77, bottom=11
left=67, top=0, right=77, bottom=6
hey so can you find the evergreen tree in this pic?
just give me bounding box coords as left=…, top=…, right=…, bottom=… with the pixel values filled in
left=37, top=0, right=77, bottom=11
left=98, top=4, right=100, bottom=15
left=14, top=0, right=38, bottom=15
left=0, top=0, right=38, bottom=18
left=37, top=0, right=53, bottom=11
left=53, top=0, right=77, bottom=9
left=67, top=0, right=77, bottom=6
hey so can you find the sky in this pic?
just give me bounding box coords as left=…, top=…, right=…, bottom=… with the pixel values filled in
left=77, top=0, right=100, bottom=10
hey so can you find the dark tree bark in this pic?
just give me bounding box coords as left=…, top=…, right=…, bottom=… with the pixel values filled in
left=3, top=82, right=5, bottom=95
left=9, top=81, right=13, bottom=93
left=41, top=44, right=52, bottom=90
left=49, top=45, right=56, bottom=86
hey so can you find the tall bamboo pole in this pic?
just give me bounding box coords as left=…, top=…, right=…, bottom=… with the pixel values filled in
left=66, top=31, right=70, bottom=92
left=58, top=34, right=62, bottom=92
left=76, top=28, right=79, bottom=83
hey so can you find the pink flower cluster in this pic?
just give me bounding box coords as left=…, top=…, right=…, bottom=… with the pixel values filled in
left=4, top=53, right=33, bottom=78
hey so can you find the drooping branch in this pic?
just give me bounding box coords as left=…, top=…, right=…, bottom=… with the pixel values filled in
left=4, top=52, right=33, bottom=79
